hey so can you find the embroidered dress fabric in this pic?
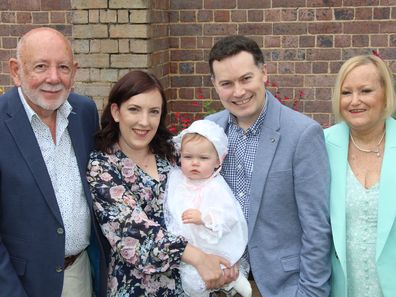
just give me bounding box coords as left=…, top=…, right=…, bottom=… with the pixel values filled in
left=164, top=167, right=248, bottom=297
left=346, top=165, right=383, bottom=297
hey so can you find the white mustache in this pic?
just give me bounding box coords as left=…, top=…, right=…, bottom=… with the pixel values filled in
left=40, top=84, right=64, bottom=92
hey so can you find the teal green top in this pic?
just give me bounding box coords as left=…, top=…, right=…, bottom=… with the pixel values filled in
left=346, top=164, right=383, bottom=297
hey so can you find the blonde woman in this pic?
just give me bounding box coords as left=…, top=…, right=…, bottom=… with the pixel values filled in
left=325, top=55, right=396, bottom=297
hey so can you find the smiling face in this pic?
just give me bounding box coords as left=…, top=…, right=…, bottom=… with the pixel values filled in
left=180, top=134, right=220, bottom=180
left=9, top=28, right=77, bottom=118
left=211, top=51, right=268, bottom=130
left=340, top=63, right=386, bottom=134
left=111, top=89, right=162, bottom=155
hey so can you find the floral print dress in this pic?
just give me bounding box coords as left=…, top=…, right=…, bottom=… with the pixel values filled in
left=87, top=148, right=188, bottom=297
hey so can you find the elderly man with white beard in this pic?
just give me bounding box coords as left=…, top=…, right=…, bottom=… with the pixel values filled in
left=0, top=27, right=107, bottom=297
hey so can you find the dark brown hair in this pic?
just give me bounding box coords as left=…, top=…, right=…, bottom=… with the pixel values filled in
left=209, top=35, right=265, bottom=76
left=95, top=70, right=175, bottom=162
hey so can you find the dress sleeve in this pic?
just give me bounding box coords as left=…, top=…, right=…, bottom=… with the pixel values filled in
left=197, top=181, right=241, bottom=243
left=87, top=152, right=188, bottom=274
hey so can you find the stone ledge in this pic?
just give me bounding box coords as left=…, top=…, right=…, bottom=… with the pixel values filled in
left=71, top=0, right=107, bottom=9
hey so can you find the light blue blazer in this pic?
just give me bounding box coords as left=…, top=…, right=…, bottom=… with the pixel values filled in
left=208, top=91, right=331, bottom=297
left=324, top=118, right=396, bottom=297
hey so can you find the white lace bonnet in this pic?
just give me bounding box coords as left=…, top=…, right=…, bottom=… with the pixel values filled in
left=173, top=119, right=228, bottom=163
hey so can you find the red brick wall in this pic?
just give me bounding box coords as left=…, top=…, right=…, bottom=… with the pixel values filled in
left=167, top=0, right=396, bottom=127
left=0, top=1, right=395, bottom=127
left=0, top=0, right=72, bottom=91
left=150, top=0, right=170, bottom=90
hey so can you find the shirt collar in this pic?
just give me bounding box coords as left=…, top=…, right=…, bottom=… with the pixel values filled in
left=18, top=87, right=72, bottom=123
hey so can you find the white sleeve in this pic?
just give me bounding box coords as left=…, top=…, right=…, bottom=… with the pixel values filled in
left=197, top=177, right=244, bottom=244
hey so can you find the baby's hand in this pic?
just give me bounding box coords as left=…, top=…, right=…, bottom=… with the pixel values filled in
left=182, top=209, right=203, bottom=225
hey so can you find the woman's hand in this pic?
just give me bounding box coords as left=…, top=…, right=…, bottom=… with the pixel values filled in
left=181, top=244, right=230, bottom=289
left=222, top=261, right=239, bottom=285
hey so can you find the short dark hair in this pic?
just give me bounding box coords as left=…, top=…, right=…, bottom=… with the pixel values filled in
left=95, top=70, right=176, bottom=162
left=209, top=35, right=265, bottom=75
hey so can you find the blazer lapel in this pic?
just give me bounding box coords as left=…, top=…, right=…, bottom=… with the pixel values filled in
left=325, top=122, right=349, bottom=273
left=248, top=94, right=280, bottom=239
left=248, top=127, right=279, bottom=239
left=376, top=117, right=396, bottom=260
left=67, top=107, right=92, bottom=208
left=5, top=92, right=63, bottom=224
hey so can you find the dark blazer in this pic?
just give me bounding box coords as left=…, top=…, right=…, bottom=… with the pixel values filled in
left=0, top=87, right=107, bottom=297
left=207, top=91, right=332, bottom=297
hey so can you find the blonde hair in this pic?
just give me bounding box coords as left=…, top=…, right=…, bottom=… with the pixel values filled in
left=181, top=133, right=219, bottom=160
left=181, top=133, right=207, bottom=145
left=332, top=55, right=396, bottom=122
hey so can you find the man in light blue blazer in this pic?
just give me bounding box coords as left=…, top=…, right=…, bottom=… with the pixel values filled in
left=207, top=35, right=331, bottom=297
left=0, top=28, right=107, bottom=297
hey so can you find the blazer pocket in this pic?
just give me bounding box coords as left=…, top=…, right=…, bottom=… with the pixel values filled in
left=10, top=256, right=26, bottom=276
left=267, top=169, right=292, bottom=179
left=280, top=254, right=300, bottom=272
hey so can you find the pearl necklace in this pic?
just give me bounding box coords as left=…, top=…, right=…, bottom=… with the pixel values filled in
left=350, top=131, right=385, bottom=158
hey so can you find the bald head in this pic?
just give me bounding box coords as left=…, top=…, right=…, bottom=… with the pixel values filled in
left=16, top=27, right=74, bottom=62
left=9, top=27, right=78, bottom=118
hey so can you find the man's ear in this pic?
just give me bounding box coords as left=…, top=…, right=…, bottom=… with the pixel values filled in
left=211, top=75, right=220, bottom=93
left=210, top=75, right=215, bottom=86
left=70, top=61, right=78, bottom=85
left=9, top=58, right=22, bottom=87
left=260, top=63, right=268, bottom=84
